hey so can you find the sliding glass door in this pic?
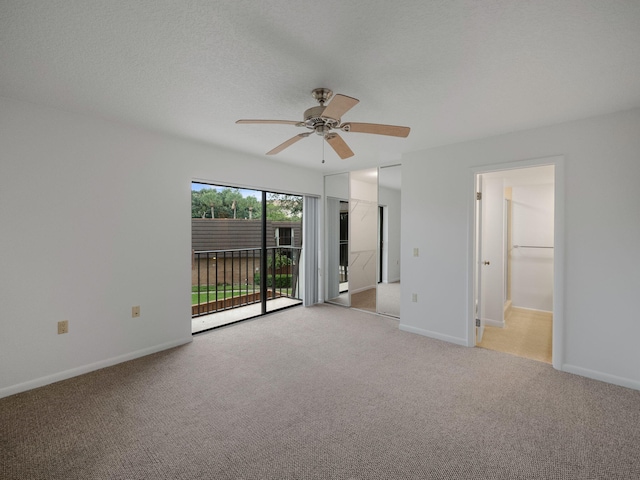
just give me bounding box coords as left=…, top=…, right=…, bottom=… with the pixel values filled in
left=191, top=183, right=303, bottom=333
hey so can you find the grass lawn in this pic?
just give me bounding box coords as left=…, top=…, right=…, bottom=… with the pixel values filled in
left=191, top=286, right=255, bottom=305
left=191, top=284, right=296, bottom=305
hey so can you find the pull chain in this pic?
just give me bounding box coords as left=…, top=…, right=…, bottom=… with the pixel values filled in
left=322, top=136, right=325, bottom=164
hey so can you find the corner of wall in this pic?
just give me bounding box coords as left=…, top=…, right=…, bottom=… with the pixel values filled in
left=1, top=337, right=193, bottom=399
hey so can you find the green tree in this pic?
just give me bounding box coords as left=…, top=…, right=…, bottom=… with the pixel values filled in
left=192, top=188, right=261, bottom=219
left=199, top=190, right=218, bottom=218
left=266, top=193, right=302, bottom=221
left=192, top=187, right=301, bottom=220
left=191, top=189, right=212, bottom=218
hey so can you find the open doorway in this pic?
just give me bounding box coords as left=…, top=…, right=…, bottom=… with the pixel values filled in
left=474, top=165, right=555, bottom=363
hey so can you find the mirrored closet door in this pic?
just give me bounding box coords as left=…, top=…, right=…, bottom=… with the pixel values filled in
left=377, top=165, right=401, bottom=317
left=325, top=167, right=401, bottom=317
left=325, top=173, right=350, bottom=306
left=348, top=168, right=378, bottom=312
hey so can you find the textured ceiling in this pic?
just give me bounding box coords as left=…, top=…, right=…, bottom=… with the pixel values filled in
left=2, top=1, right=640, bottom=173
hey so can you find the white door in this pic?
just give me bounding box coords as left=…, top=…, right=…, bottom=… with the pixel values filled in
left=475, top=174, right=485, bottom=343
left=480, top=176, right=506, bottom=327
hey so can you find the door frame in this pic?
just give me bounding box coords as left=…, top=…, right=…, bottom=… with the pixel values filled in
left=467, top=155, right=565, bottom=370
left=474, top=174, right=485, bottom=343
left=379, top=205, right=384, bottom=284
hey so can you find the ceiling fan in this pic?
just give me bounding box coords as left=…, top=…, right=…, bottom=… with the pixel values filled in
left=236, top=88, right=410, bottom=160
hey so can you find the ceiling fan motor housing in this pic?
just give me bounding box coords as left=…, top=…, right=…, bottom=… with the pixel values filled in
left=304, top=105, right=340, bottom=135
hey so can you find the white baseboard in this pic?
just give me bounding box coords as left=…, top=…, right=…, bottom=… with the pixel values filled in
left=399, top=323, right=467, bottom=346
left=512, top=306, right=553, bottom=314
left=0, top=337, right=193, bottom=399
left=483, top=318, right=505, bottom=328
left=561, top=364, right=640, bottom=392
left=350, top=285, right=376, bottom=295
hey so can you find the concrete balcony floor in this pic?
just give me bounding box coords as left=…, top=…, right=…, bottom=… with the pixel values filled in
left=192, top=297, right=302, bottom=334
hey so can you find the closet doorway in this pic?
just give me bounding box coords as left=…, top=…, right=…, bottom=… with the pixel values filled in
left=474, top=165, right=555, bottom=363
left=325, top=166, right=401, bottom=317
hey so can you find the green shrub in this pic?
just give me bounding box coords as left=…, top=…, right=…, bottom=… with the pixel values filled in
left=267, top=252, right=293, bottom=269
left=254, top=273, right=292, bottom=288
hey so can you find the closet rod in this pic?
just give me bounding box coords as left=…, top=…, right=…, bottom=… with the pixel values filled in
left=513, top=245, right=554, bottom=249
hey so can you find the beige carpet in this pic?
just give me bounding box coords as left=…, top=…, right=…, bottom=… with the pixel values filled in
left=2, top=304, right=639, bottom=479
left=478, top=308, right=552, bottom=363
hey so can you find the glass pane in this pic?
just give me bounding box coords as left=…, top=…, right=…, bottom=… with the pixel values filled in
left=191, top=183, right=263, bottom=332
left=325, top=173, right=350, bottom=306
left=349, top=168, right=378, bottom=312
left=265, top=192, right=303, bottom=313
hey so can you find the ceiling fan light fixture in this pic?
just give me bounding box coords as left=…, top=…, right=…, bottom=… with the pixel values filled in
left=315, top=124, right=331, bottom=136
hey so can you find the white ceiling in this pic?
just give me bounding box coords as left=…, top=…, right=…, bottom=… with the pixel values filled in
left=2, top=1, right=640, bottom=173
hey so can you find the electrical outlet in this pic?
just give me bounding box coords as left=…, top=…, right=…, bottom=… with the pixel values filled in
left=132, top=306, right=140, bottom=318
left=58, top=320, right=69, bottom=334
left=413, top=248, right=419, bottom=257
left=412, top=293, right=418, bottom=303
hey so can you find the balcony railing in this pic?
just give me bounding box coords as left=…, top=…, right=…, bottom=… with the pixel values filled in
left=192, top=246, right=301, bottom=317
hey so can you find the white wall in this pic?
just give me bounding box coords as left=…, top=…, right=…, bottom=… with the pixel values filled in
left=400, top=108, right=640, bottom=390
left=324, top=172, right=349, bottom=199
left=511, top=184, right=554, bottom=311
left=379, top=186, right=401, bottom=283
left=0, top=97, right=323, bottom=398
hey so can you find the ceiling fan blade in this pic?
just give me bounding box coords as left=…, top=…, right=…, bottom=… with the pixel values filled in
left=321, top=94, right=359, bottom=119
left=236, top=119, right=302, bottom=126
left=325, top=133, right=354, bottom=159
left=266, top=132, right=311, bottom=155
left=341, top=122, right=410, bottom=137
